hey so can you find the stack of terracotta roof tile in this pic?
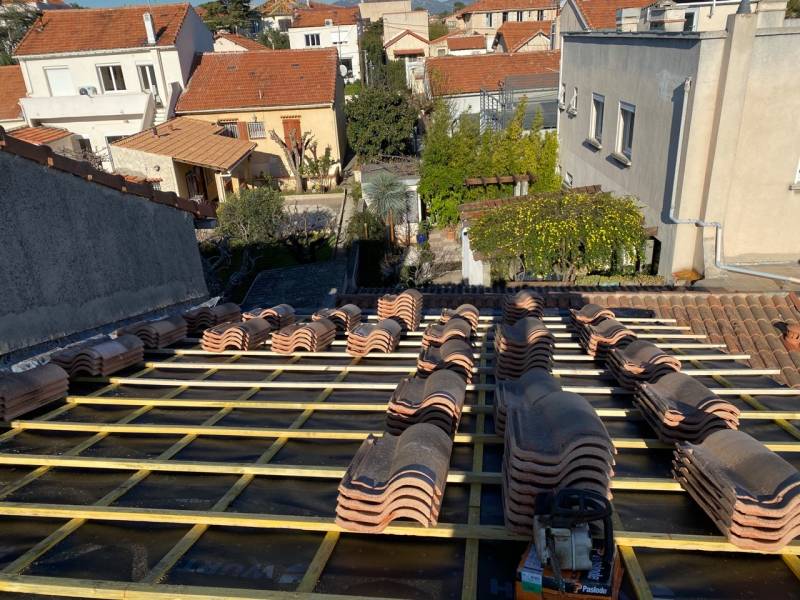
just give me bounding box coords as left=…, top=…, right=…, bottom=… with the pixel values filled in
left=243, top=304, right=295, bottom=329
left=606, top=340, right=682, bottom=389
left=377, top=289, right=423, bottom=331
left=570, top=303, right=615, bottom=328
left=385, top=369, right=467, bottom=436
left=52, top=335, right=144, bottom=377
left=440, top=303, right=480, bottom=332
left=183, top=303, right=242, bottom=335
left=312, top=304, right=362, bottom=332
left=335, top=423, right=452, bottom=533
left=200, top=318, right=273, bottom=352
left=634, top=372, right=739, bottom=443
left=577, top=318, right=637, bottom=359
left=673, top=429, right=800, bottom=551
left=493, top=317, right=556, bottom=379
left=494, top=368, right=562, bottom=437
left=502, top=390, right=615, bottom=534
left=417, top=338, right=475, bottom=382
left=346, top=319, right=403, bottom=356
left=0, top=364, right=69, bottom=420
left=421, top=317, right=472, bottom=349
left=272, top=319, right=337, bottom=354
left=117, top=315, right=187, bottom=349
left=502, top=290, right=544, bottom=324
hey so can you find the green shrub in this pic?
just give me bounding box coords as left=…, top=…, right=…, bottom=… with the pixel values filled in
left=216, top=187, right=284, bottom=244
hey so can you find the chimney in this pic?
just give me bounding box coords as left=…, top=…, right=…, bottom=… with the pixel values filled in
left=143, top=12, right=156, bottom=45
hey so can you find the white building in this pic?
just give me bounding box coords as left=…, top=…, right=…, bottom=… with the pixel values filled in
left=288, top=5, right=362, bottom=81
left=13, top=3, right=213, bottom=169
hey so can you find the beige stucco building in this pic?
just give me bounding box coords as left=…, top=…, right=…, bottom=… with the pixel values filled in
left=455, top=0, right=558, bottom=38
left=558, top=0, right=800, bottom=282
left=359, top=0, right=412, bottom=23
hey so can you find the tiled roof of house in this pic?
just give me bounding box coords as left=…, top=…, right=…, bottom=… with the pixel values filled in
left=8, top=126, right=73, bottom=145
left=426, top=50, right=559, bottom=95
left=383, top=28, right=429, bottom=48
left=215, top=32, right=269, bottom=51
left=456, top=0, right=557, bottom=17
left=572, top=0, right=654, bottom=29
left=0, top=65, right=25, bottom=120
left=175, top=48, right=338, bottom=113
left=258, top=0, right=317, bottom=16
left=495, top=19, right=551, bottom=51
left=112, top=117, right=255, bottom=172
left=446, top=33, right=486, bottom=50
left=14, top=3, right=193, bottom=56
left=394, top=47, right=427, bottom=55
left=290, top=5, right=359, bottom=27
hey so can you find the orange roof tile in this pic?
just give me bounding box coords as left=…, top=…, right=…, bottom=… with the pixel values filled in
left=112, top=117, right=255, bottom=171
left=14, top=3, right=192, bottom=56
left=0, top=65, right=25, bottom=120
left=216, top=32, right=270, bottom=51
left=426, top=50, right=559, bottom=95
left=175, top=49, right=338, bottom=112
left=447, top=34, right=486, bottom=50
left=291, top=5, right=359, bottom=27
left=384, top=29, right=429, bottom=48
left=8, top=126, right=73, bottom=145
left=394, top=48, right=426, bottom=56
left=572, top=0, right=654, bottom=29
left=495, top=20, right=551, bottom=51
left=456, top=0, right=557, bottom=17
left=259, top=0, right=317, bottom=16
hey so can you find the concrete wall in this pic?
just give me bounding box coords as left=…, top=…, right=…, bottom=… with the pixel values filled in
left=359, top=0, right=411, bottom=23
left=383, top=10, right=429, bottom=42
left=0, top=151, right=208, bottom=354
left=109, top=145, right=179, bottom=191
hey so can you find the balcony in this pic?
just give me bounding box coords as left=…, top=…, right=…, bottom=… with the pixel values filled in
left=20, top=91, right=154, bottom=122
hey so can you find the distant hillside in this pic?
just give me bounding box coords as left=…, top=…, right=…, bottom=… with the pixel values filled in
left=331, top=0, right=460, bottom=14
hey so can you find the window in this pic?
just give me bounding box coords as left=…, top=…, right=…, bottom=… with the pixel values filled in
left=219, top=120, right=239, bottom=138
left=77, top=137, right=92, bottom=155
left=278, top=18, right=290, bottom=32
left=683, top=10, right=697, bottom=31
left=45, top=67, right=73, bottom=96
left=98, top=64, right=126, bottom=92
left=516, top=10, right=523, bottom=20
left=437, top=48, right=446, bottom=56
left=282, top=117, right=301, bottom=148
left=537, top=9, right=544, bottom=20
left=137, top=64, right=159, bottom=98
left=487, top=12, right=492, bottom=26
left=304, top=33, right=320, bottom=46
left=247, top=121, right=267, bottom=139
left=502, top=11, right=509, bottom=22
left=340, top=57, right=353, bottom=78
left=590, top=93, right=604, bottom=144
left=617, top=101, right=636, bottom=160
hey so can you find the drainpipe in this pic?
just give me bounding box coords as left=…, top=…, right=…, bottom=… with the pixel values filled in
left=668, top=77, right=800, bottom=285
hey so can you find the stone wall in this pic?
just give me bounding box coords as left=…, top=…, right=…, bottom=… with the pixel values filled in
left=0, top=151, right=208, bottom=354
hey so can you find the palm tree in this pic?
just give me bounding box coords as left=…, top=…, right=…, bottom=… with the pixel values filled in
left=363, top=172, right=408, bottom=244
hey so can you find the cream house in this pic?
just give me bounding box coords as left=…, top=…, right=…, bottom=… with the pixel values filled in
left=13, top=4, right=213, bottom=169
left=384, top=29, right=429, bottom=60
left=492, top=19, right=553, bottom=51
left=455, top=0, right=559, bottom=38
left=359, top=0, right=412, bottom=23
left=175, top=48, right=346, bottom=191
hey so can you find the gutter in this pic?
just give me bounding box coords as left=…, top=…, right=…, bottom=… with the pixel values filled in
left=668, top=77, right=800, bottom=285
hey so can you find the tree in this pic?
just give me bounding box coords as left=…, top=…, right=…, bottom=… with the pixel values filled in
left=269, top=128, right=315, bottom=191
left=364, top=172, right=409, bottom=243
left=0, top=3, right=37, bottom=57
left=304, top=143, right=336, bottom=192
left=259, top=28, right=289, bottom=49
left=345, top=86, right=417, bottom=160
left=216, top=187, right=284, bottom=244
left=788, top=0, right=800, bottom=17
left=429, top=20, right=448, bottom=40
left=199, top=0, right=254, bottom=32
left=453, top=1, right=466, bottom=11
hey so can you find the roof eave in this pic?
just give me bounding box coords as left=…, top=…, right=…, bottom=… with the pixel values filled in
left=176, top=101, right=334, bottom=114
left=15, top=45, right=177, bottom=59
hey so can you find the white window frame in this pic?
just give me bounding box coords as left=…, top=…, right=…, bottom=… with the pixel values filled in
left=97, top=64, right=127, bottom=93
left=616, top=101, right=636, bottom=163
left=304, top=33, right=321, bottom=46
left=247, top=121, right=267, bottom=139
left=136, top=63, right=159, bottom=96
left=44, top=66, right=73, bottom=96
left=219, top=120, right=239, bottom=138
left=590, top=93, right=604, bottom=145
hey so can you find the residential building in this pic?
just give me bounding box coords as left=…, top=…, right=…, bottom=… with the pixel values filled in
left=358, top=0, right=411, bottom=23
left=558, top=0, right=799, bottom=281
left=492, top=19, right=554, bottom=51
left=425, top=51, right=560, bottom=127
left=259, top=0, right=317, bottom=31
left=428, top=31, right=488, bottom=55
left=384, top=29, right=430, bottom=60
left=110, top=117, right=256, bottom=203
left=213, top=32, right=268, bottom=52
left=382, top=9, right=429, bottom=42
left=0, top=64, right=26, bottom=131
left=288, top=5, right=362, bottom=81
left=454, top=0, right=559, bottom=38
left=13, top=4, right=213, bottom=168
left=174, top=49, right=346, bottom=191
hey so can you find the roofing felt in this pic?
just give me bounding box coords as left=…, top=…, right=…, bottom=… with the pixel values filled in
left=426, top=50, right=560, bottom=95
left=495, top=19, right=552, bottom=51
left=175, top=48, right=338, bottom=112
left=572, top=0, right=655, bottom=29
left=456, top=0, right=557, bottom=16
left=290, top=4, right=359, bottom=27
left=14, top=3, right=193, bottom=56
left=112, top=117, right=255, bottom=172
left=7, top=126, right=72, bottom=145
left=446, top=33, right=486, bottom=50
left=0, top=65, right=25, bottom=120
left=215, top=32, right=270, bottom=51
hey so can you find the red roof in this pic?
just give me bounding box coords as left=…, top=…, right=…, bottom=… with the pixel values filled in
left=258, top=0, right=317, bottom=16
left=572, top=0, right=654, bottom=29
left=215, top=32, right=269, bottom=51
left=394, top=48, right=426, bottom=56
left=0, top=65, right=25, bottom=120
left=426, top=50, right=560, bottom=95
left=446, top=34, right=486, bottom=51
left=495, top=20, right=551, bottom=51
left=14, top=3, right=193, bottom=56
left=456, top=0, right=557, bottom=17
left=176, top=48, right=338, bottom=113
left=291, top=5, right=359, bottom=27
left=8, top=126, right=73, bottom=145
left=384, top=29, right=429, bottom=48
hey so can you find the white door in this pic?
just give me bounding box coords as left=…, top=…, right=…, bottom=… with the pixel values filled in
left=45, top=67, right=73, bottom=96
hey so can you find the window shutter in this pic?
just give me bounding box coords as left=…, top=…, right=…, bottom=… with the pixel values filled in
left=237, top=121, right=250, bottom=140
left=282, top=118, right=301, bottom=149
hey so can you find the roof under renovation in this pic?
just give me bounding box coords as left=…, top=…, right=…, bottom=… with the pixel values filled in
left=0, top=289, right=799, bottom=598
